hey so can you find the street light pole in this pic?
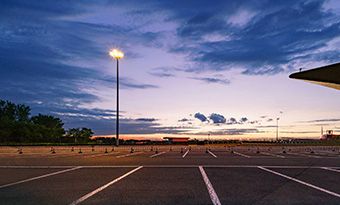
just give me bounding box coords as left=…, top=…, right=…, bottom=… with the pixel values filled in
left=276, top=117, right=280, bottom=141
left=109, top=49, right=124, bottom=147
left=116, top=58, right=119, bottom=146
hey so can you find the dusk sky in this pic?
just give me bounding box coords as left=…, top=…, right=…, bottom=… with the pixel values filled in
left=1, top=0, right=340, bottom=140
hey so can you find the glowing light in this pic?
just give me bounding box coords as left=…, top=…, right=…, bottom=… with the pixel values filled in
left=109, top=49, right=124, bottom=59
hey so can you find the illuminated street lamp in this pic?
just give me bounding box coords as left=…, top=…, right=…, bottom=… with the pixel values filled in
left=109, top=49, right=124, bottom=146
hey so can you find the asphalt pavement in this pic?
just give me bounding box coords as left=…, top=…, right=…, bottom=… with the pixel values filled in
left=0, top=145, right=339, bottom=204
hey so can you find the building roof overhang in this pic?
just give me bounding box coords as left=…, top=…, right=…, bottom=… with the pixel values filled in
left=289, top=62, right=340, bottom=90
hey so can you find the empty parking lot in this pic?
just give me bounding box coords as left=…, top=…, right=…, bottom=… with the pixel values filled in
left=0, top=145, right=339, bottom=204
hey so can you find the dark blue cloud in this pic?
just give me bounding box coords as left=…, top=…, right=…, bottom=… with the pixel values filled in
left=187, top=13, right=214, bottom=25
left=148, top=71, right=176, bottom=78
left=2, top=0, right=339, bottom=134
left=300, top=118, right=340, bottom=123
left=194, top=112, right=208, bottom=122
left=0, top=0, right=161, bottom=134
left=249, top=120, right=259, bottom=124
left=24, top=101, right=196, bottom=135
left=148, top=0, right=340, bottom=75
left=62, top=115, right=194, bottom=135
left=148, top=67, right=181, bottom=78
left=194, top=113, right=255, bottom=125
left=240, top=117, right=248, bottom=123
left=55, top=108, right=118, bottom=119
left=195, top=128, right=260, bottom=135
left=135, top=118, right=157, bottom=122
left=191, top=77, right=230, bottom=85
left=209, top=113, right=226, bottom=124
left=29, top=103, right=193, bottom=135
left=178, top=118, right=191, bottom=122
left=227, top=117, right=238, bottom=125
left=0, top=0, right=89, bottom=18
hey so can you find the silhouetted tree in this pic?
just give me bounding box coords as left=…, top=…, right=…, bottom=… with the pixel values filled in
left=66, top=127, right=93, bottom=143
left=31, top=114, right=65, bottom=142
left=16, top=104, right=31, bottom=122
left=0, top=100, right=31, bottom=142
left=0, top=99, right=94, bottom=143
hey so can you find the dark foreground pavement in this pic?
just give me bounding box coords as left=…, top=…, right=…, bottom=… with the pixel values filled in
left=0, top=145, right=339, bottom=204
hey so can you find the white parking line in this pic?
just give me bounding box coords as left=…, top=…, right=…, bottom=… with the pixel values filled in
left=46, top=153, right=84, bottom=158
left=83, top=153, right=109, bottom=158
left=233, top=151, right=251, bottom=158
left=199, top=166, right=221, bottom=205
left=0, top=166, right=77, bottom=168
left=288, top=152, right=321, bottom=158
left=69, top=166, right=143, bottom=205
left=208, top=150, right=217, bottom=158
left=116, top=152, right=143, bottom=158
left=261, top=152, right=285, bottom=158
left=150, top=151, right=166, bottom=158
left=83, top=152, right=121, bottom=158
left=315, top=151, right=334, bottom=155
left=0, top=166, right=82, bottom=189
left=258, top=166, right=340, bottom=198
left=182, top=150, right=189, bottom=158
left=1, top=165, right=340, bottom=169
left=302, top=152, right=324, bottom=158
left=321, top=167, right=340, bottom=173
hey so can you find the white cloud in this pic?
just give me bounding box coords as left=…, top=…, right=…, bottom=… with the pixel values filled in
left=323, top=0, right=340, bottom=13
left=202, top=33, right=232, bottom=42
left=227, top=9, right=257, bottom=27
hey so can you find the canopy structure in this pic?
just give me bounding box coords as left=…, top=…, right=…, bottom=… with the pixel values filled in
left=289, top=62, right=340, bottom=90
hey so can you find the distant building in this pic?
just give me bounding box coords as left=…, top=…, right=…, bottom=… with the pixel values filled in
left=321, top=130, right=340, bottom=140
left=163, top=137, right=190, bottom=144
left=125, top=139, right=152, bottom=145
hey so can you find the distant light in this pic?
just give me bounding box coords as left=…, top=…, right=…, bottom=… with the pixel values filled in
left=109, top=49, right=124, bottom=59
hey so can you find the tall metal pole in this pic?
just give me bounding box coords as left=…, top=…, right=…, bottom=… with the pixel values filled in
left=276, top=118, right=279, bottom=141
left=116, top=59, right=119, bottom=146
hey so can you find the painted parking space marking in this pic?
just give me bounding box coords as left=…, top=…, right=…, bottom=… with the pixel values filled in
left=1, top=165, right=340, bottom=169
left=207, top=150, right=217, bottom=158
left=261, top=152, right=285, bottom=158
left=69, top=166, right=143, bottom=205
left=288, top=152, right=321, bottom=158
left=0, top=166, right=78, bottom=169
left=46, top=153, right=93, bottom=159
left=233, top=151, right=251, bottom=158
left=258, top=166, right=340, bottom=198
left=199, top=166, right=221, bottom=205
left=83, top=153, right=110, bottom=158
left=182, top=150, right=190, bottom=158
left=321, top=167, right=340, bottom=173
left=318, top=150, right=340, bottom=155
left=10, top=152, right=95, bottom=159
left=150, top=151, right=166, bottom=158
left=83, top=152, right=121, bottom=158
left=116, top=152, right=143, bottom=158
left=0, top=166, right=82, bottom=189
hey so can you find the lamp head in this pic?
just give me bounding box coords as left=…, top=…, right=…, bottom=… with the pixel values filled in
left=109, top=49, right=124, bottom=59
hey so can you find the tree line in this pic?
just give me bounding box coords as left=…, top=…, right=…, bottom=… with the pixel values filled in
left=0, top=99, right=93, bottom=143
